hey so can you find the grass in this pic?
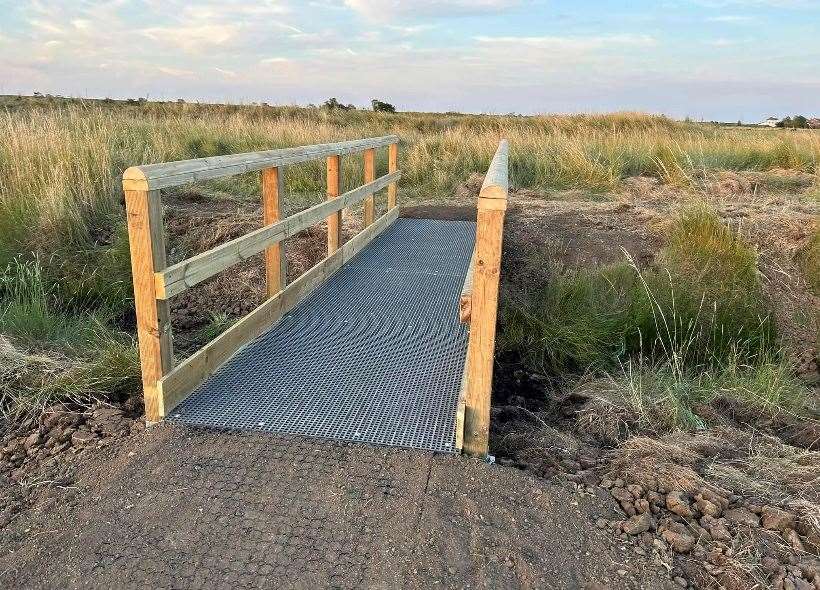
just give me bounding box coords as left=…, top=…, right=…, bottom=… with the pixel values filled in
left=578, top=353, right=807, bottom=439
left=499, top=207, right=775, bottom=376
left=0, top=333, right=140, bottom=419
left=2, top=98, right=819, bottom=269
left=797, top=226, right=820, bottom=296
left=0, top=257, right=140, bottom=417
left=498, top=205, right=808, bottom=436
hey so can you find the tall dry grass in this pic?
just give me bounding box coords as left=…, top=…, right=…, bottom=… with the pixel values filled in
left=0, top=99, right=817, bottom=417
left=1, top=100, right=819, bottom=266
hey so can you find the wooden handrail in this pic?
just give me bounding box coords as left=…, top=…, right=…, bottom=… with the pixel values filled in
left=156, top=171, right=401, bottom=299
left=123, top=135, right=399, bottom=191
left=461, top=139, right=509, bottom=457
left=124, top=136, right=401, bottom=422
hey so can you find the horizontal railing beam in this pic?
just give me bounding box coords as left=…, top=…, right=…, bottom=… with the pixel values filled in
left=156, top=170, right=401, bottom=299
left=123, top=136, right=400, bottom=191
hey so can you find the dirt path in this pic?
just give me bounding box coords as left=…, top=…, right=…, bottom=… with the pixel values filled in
left=0, top=424, right=669, bottom=590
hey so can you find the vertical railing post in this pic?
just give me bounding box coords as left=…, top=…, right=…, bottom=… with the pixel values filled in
left=261, top=166, right=286, bottom=296
left=326, top=154, right=341, bottom=254
left=363, top=148, right=376, bottom=226
left=124, top=186, right=174, bottom=423
left=463, top=140, right=509, bottom=457
left=387, top=143, right=398, bottom=209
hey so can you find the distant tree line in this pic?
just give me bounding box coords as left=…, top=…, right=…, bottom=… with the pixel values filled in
left=776, top=115, right=810, bottom=128
left=318, top=97, right=397, bottom=113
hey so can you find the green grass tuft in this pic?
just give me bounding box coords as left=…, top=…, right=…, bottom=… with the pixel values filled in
left=498, top=206, right=777, bottom=376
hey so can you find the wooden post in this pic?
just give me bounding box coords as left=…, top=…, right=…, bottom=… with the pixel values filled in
left=326, top=155, right=341, bottom=254
left=463, top=140, right=508, bottom=457
left=124, top=188, right=174, bottom=423
left=387, top=143, right=398, bottom=209
left=262, top=166, right=286, bottom=296
left=363, top=148, right=376, bottom=227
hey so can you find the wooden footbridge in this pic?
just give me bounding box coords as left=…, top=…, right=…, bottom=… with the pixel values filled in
left=123, top=137, right=508, bottom=456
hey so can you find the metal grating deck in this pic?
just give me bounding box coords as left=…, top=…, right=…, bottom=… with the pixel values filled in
left=169, top=218, right=476, bottom=453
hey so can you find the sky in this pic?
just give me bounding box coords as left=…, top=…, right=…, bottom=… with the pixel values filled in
left=0, top=0, right=818, bottom=121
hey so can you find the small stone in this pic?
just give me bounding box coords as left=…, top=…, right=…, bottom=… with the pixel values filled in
left=761, top=556, right=782, bottom=575
left=596, top=518, right=608, bottom=530
left=627, top=484, right=644, bottom=499
left=661, top=529, right=696, bottom=553
left=783, top=528, right=805, bottom=552
left=724, top=507, right=760, bottom=528
left=71, top=430, right=96, bottom=448
left=611, top=487, right=636, bottom=516
left=666, top=491, right=694, bottom=518
left=623, top=512, right=653, bottom=535
left=666, top=531, right=696, bottom=554
left=762, top=506, right=797, bottom=532
left=635, top=499, right=651, bottom=514
left=617, top=569, right=627, bottom=576
left=673, top=576, right=688, bottom=588
left=23, top=432, right=42, bottom=451
left=700, top=516, right=732, bottom=543
left=695, top=496, right=721, bottom=517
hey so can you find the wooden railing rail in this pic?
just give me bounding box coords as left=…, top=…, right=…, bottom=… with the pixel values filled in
left=122, top=136, right=399, bottom=191
left=459, top=140, right=509, bottom=457
left=123, top=136, right=401, bottom=422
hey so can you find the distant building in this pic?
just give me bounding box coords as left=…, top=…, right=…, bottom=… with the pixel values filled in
left=760, top=116, right=780, bottom=127
left=808, top=118, right=820, bottom=129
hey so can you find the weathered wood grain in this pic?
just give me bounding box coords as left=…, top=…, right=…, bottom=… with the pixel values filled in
left=463, top=140, right=508, bottom=457
left=122, top=136, right=400, bottom=191
left=262, top=166, right=286, bottom=297
left=387, top=143, right=399, bottom=209
left=124, top=188, right=173, bottom=423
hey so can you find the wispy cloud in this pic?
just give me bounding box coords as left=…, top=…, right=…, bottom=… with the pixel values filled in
left=706, top=14, right=754, bottom=22
left=474, top=34, right=658, bottom=51
left=344, top=0, right=524, bottom=21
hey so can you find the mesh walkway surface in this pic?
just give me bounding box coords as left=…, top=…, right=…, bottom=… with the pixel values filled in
left=169, top=217, right=476, bottom=453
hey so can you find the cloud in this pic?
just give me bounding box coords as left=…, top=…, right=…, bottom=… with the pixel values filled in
left=344, top=0, right=524, bottom=21
left=706, top=15, right=754, bottom=21
left=705, top=37, right=740, bottom=46
left=155, top=66, right=195, bottom=77
left=141, top=24, right=240, bottom=54
left=474, top=34, right=657, bottom=52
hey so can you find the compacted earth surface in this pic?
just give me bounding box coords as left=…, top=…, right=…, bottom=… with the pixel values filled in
left=1, top=172, right=818, bottom=589
left=0, top=422, right=671, bottom=590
